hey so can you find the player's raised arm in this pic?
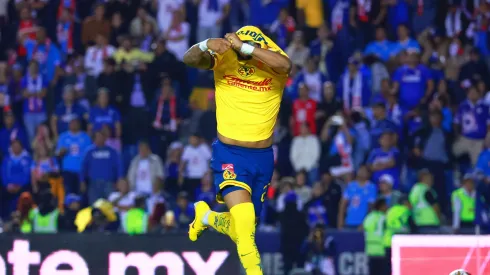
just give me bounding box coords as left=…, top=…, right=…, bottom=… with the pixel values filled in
left=183, top=38, right=231, bottom=70
left=225, top=32, right=292, bottom=75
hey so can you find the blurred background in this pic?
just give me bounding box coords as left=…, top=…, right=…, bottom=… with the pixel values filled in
left=0, top=0, right=490, bottom=274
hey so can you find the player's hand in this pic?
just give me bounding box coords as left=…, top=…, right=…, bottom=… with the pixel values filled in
left=224, top=33, right=243, bottom=51
left=207, top=38, right=231, bottom=54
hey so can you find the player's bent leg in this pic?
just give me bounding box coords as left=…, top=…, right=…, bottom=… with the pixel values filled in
left=206, top=211, right=238, bottom=243
left=189, top=201, right=211, bottom=241
left=224, top=189, right=263, bottom=275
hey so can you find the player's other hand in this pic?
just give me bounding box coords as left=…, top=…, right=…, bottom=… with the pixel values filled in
left=207, top=38, right=231, bottom=54
left=225, top=33, right=243, bottom=50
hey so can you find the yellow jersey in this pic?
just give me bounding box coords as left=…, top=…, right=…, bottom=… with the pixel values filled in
left=296, top=0, right=324, bottom=28
left=211, top=49, right=288, bottom=142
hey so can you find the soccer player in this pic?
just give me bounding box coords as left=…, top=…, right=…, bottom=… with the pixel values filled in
left=183, top=26, right=291, bottom=275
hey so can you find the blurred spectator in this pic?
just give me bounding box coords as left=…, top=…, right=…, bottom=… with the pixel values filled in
left=23, top=27, right=62, bottom=81
left=108, top=179, right=137, bottom=222
left=29, top=191, right=62, bottom=233
left=476, top=135, right=490, bottom=178
left=30, top=144, right=59, bottom=193
left=165, top=142, right=182, bottom=196
left=8, top=65, right=25, bottom=120
left=459, top=49, right=490, bottom=89
left=57, top=8, right=75, bottom=55
left=315, top=82, right=342, bottom=129
left=113, top=36, right=154, bottom=65
left=286, top=31, right=310, bottom=67
left=304, top=181, right=328, bottom=228
left=309, top=25, right=335, bottom=78
left=5, top=192, right=35, bottom=233
left=295, top=58, right=327, bottom=102
left=384, top=195, right=414, bottom=275
left=84, top=34, right=115, bottom=78
left=168, top=191, right=193, bottom=230
left=151, top=80, right=182, bottom=158
left=295, top=0, right=323, bottom=42
left=292, top=83, right=317, bottom=136
left=340, top=57, right=371, bottom=111
left=21, top=60, right=47, bottom=141
left=110, top=12, right=127, bottom=47
left=198, top=93, right=217, bottom=144
left=88, top=88, right=122, bottom=138
left=338, top=165, right=376, bottom=229
left=319, top=115, right=353, bottom=178
left=0, top=108, right=29, bottom=156
left=351, top=110, right=371, bottom=169
left=195, top=171, right=215, bottom=208
left=130, top=7, right=158, bottom=39
left=363, top=198, right=388, bottom=275
left=295, top=170, right=312, bottom=203
left=127, top=140, right=164, bottom=195
left=146, top=180, right=167, bottom=227
left=370, top=101, right=398, bottom=148
left=17, top=7, right=38, bottom=40
left=81, top=4, right=111, bottom=46
left=165, top=10, right=190, bottom=61
left=56, top=118, right=91, bottom=194
left=81, top=199, right=120, bottom=233
left=319, top=172, right=342, bottom=228
left=367, top=131, right=401, bottom=189
left=269, top=8, right=296, bottom=50
left=1, top=140, right=32, bottom=217
left=392, top=25, right=421, bottom=56
left=31, top=124, right=54, bottom=154
left=123, top=195, right=148, bottom=235
left=179, top=133, right=211, bottom=200
left=453, top=85, right=488, bottom=165
left=196, top=0, right=230, bottom=42
left=302, top=224, right=336, bottom=275
left=102, top=125, right=121, bottom=152
left=138, top=21, right=158, bottom=53
left=59, top=194, right=81, bottom=232
left=413, top=110, right=453, bottom=207
left=80, top=131, right=123, bottom=204
left=51, top=85, right=88, bottom=138
left=364, top=27, right=395, bottom=62
left=290, top=124, right=320, bottom=179
left=393, top=50, right=433, bottom=112
left=156, top=0, right=184, bottom=34
left=277, top=182, right=308, bottom=275
left=451, top=173, right=476, bottom=232
left=377, top=174, right=402, bottom=207
left=408, top=169, right=441, bottom=230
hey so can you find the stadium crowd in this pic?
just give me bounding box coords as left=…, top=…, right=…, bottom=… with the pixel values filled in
left=0, top=0, right=490, bottom=273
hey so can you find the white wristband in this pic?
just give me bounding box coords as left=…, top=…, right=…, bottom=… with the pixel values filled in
left=240, top=43, right=255, bottom=55
left=198, top=39, right=209, bottom=52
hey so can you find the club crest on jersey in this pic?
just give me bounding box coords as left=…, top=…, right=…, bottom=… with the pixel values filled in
left=238, top=66, right=256, bottom=77
left=222, top=164, right=236, bottom=180
left=223, top=169, right=237, bottom=180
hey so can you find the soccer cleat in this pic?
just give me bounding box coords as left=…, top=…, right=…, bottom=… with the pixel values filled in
left=188, top=201, right=211, bottom=241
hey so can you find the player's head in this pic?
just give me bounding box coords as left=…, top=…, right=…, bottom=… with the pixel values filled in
left=235, top=26, right=270, bottom=60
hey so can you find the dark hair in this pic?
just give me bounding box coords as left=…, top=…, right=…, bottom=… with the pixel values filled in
left=373, top=198, right=387, bottom=210
left=429, top=109, right=443, bottom=118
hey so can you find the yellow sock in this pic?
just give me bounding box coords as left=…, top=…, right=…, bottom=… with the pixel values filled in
left=230, top=202, right=262, bottom=275
left=207, top=211, right=238, bottom=243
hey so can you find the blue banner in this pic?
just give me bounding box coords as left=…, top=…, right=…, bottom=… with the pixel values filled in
left=257, top=230, right=368, bottom=275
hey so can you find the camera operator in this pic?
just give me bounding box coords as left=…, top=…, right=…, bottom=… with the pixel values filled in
left=302, top=224, right=336, bottom=275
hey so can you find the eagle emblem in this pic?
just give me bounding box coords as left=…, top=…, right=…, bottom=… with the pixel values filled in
left=238, top=66, right=256, bottom=77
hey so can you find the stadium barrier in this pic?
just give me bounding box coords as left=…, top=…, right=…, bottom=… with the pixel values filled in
left=1, top=232, right=485, bottom=275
